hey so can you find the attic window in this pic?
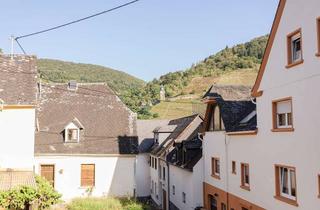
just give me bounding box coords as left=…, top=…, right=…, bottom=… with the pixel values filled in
left=68, top=129, right=78, bottom=141
left=64, top=119, right=83, bottom=142
left=207, top=105, right=224, bottom=132
left=286, top=29, right=303, bottom=68
left=68, top=80, right=78, bottom=90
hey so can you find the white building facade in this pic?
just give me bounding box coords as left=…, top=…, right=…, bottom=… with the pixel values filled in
left=203, top=0, right=320, bottom=209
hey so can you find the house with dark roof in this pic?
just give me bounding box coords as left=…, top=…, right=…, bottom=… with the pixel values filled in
left=34, top=82, right=139, bottom=199
left=149, top=114, right=203, bottom=210
left=136, top=119, right=170, bottom=199
left=0, top=55, right=38, bottom=191
left=204, top=1, right=320, bottom=209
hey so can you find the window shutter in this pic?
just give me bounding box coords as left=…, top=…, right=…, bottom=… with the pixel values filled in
left=277, top=100, right=291, bottom=114
left=81, top=164, right=95, bottom=187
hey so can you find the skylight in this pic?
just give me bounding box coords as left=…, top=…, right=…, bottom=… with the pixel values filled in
left=240, top=110, right=257, bottom=124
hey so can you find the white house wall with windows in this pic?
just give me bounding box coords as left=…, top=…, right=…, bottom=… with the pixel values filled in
left=202, top=0, right=320, bottom=209
left=0, top=55, right=38, bottom=190
left=34, top=82, right=139, bottom=200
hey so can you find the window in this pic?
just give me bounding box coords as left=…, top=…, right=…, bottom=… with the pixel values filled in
left=232, top=161, right=236, bottom=174
left=221, top=203, right=227, bottom=210
left=149, top=156, right=151, bottom=167
left=151, top=180, right=154, bottom=194
left=211, top=157, right=220, bottom=179
left=272, top=98, right=293, bottom=131
left=163, top=167, right=166, bottom=181
left=66, top=129, right=78, bottom=141
left=275, top=165, right=297, bottom=205
left=151, top=157, right=154, bottom=168
left=241, top=163, right=250, bottom=190
left=40, top=165, right=55, bottom=187
left=317, top=18, right=320, bottom=56
left=208, top=105, right=225, bottom=131
left=155, top=183, right=157, bottom=197
left=287, top=29, right=303, bottom=67
left=155, top=158, right=157, bottom=170
left=209, top=195, right=217, bottom=210
left=182, top=192, right=186, bottom=203
left=81, top=164, right=95, bottom=187
left=172, top=185, right=175, bottom=195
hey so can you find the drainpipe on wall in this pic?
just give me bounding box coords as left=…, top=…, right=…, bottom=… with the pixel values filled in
left=225, top=133, right=230, bottom=209
left=167, top=161, right=170, bottom=210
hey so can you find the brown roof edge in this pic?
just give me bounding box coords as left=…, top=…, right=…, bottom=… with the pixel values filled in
left=251, top=0, right=287, bottom=97
left=226, top=129, right=258, bottom=136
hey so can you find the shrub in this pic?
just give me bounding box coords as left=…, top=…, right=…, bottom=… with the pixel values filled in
left=0, top=175, right=61, bottom=210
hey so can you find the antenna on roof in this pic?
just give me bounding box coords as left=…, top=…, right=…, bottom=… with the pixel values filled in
left=10, top=35, right=15, bottom=59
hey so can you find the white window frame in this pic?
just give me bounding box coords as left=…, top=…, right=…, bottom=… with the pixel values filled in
left=242, top=164, right=250, bottom=187
left=291, top=34, right=302, bottom=63
left=277, top=113, right=292, bottom=129
left=279, top=167, right=296, bottom=200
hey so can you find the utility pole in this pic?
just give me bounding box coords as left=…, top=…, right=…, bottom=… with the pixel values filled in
left=10, top=35, right=15, bottom=59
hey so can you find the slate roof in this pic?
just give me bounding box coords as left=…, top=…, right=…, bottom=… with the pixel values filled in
left=35, top=83, right=138, bottom=155
left=137, top=120, right=169, bottom=153
left=210, top=95, right=257, bottom=133
left=167, top=138, right=202, bottom=171
left=0, top=55, right=38, bottom=105
left=203, top=85, right=252, bottom=101
left=151, top=114, right=202, bottom=157
left=0, top=169, right=36, bottom=190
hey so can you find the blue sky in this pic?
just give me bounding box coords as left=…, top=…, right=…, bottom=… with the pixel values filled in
left=0, top=0, right=278, bottom=81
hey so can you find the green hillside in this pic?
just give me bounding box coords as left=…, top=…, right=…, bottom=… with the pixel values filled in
left=37, top=59, right=145, bottom=95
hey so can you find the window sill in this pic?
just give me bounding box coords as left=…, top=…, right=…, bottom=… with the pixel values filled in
left=286, top=59, right=304, bottom=69
left=240, top=185, right=250, bottom=191
left=211, top=174, right=221, bottom=180
left=271, top=128, right=294, bottom=132
left=274, top=195, right=298, bottom=207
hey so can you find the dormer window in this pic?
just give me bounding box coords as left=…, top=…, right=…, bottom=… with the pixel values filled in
left=207, top=105, right=224, bottom=132
left=64, top=118, right=84, bottom=142
left=67, top=129, right=78, bottom=141
left=287, top=29, right=303, bottom=68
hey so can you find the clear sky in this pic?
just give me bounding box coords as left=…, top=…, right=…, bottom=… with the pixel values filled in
left=0, top=0, right=278, bottom=81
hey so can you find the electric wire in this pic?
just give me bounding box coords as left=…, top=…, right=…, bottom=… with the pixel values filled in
left=14, top=0, right=141, bottom=54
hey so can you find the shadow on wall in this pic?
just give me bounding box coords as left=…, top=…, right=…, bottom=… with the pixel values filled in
left=105, top=136, right=139, bottom=197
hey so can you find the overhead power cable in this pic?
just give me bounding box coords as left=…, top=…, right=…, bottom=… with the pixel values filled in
left=14, top=0, right=141, bottom=54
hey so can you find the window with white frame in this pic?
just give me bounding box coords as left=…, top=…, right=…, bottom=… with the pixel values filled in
left=273, top=98, right=293, bottom=129
left=211, top=157, right=220, bottom=178
left=241, top=163, right=250, bottom=190
left=67, top=129, right=78, bottom=141
left=276, top=166, right=297, bottom=201
left=182, top=192, right=186, bottom=203
left=287, top=29, right=303, bottom=65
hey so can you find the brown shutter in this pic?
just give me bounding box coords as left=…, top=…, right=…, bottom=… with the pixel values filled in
left=40, top=165, right=55, bottom=187
left=81, top=164, right=95, bottom=187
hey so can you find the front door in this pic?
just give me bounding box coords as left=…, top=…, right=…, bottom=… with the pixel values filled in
left=40, top=164, right=55, bottom=187
left=162, top=190, right=167, bottom=210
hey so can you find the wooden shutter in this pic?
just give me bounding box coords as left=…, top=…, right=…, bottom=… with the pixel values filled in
left=40, top=165, right=55, bottom=187
left=81, top=164, right=95, bottom=187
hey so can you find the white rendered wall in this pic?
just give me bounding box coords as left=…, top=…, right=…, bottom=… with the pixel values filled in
left=135, top=154, right=151, bottom=198
left=203, top=1, right=320, bottom=209
left=0, top=109, right=35, bottom=169
left=150, top=155, right=161, bottom=205
left=34, top=155, right=136, bottom=200
left=169, top=158, right=203, bottom=210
